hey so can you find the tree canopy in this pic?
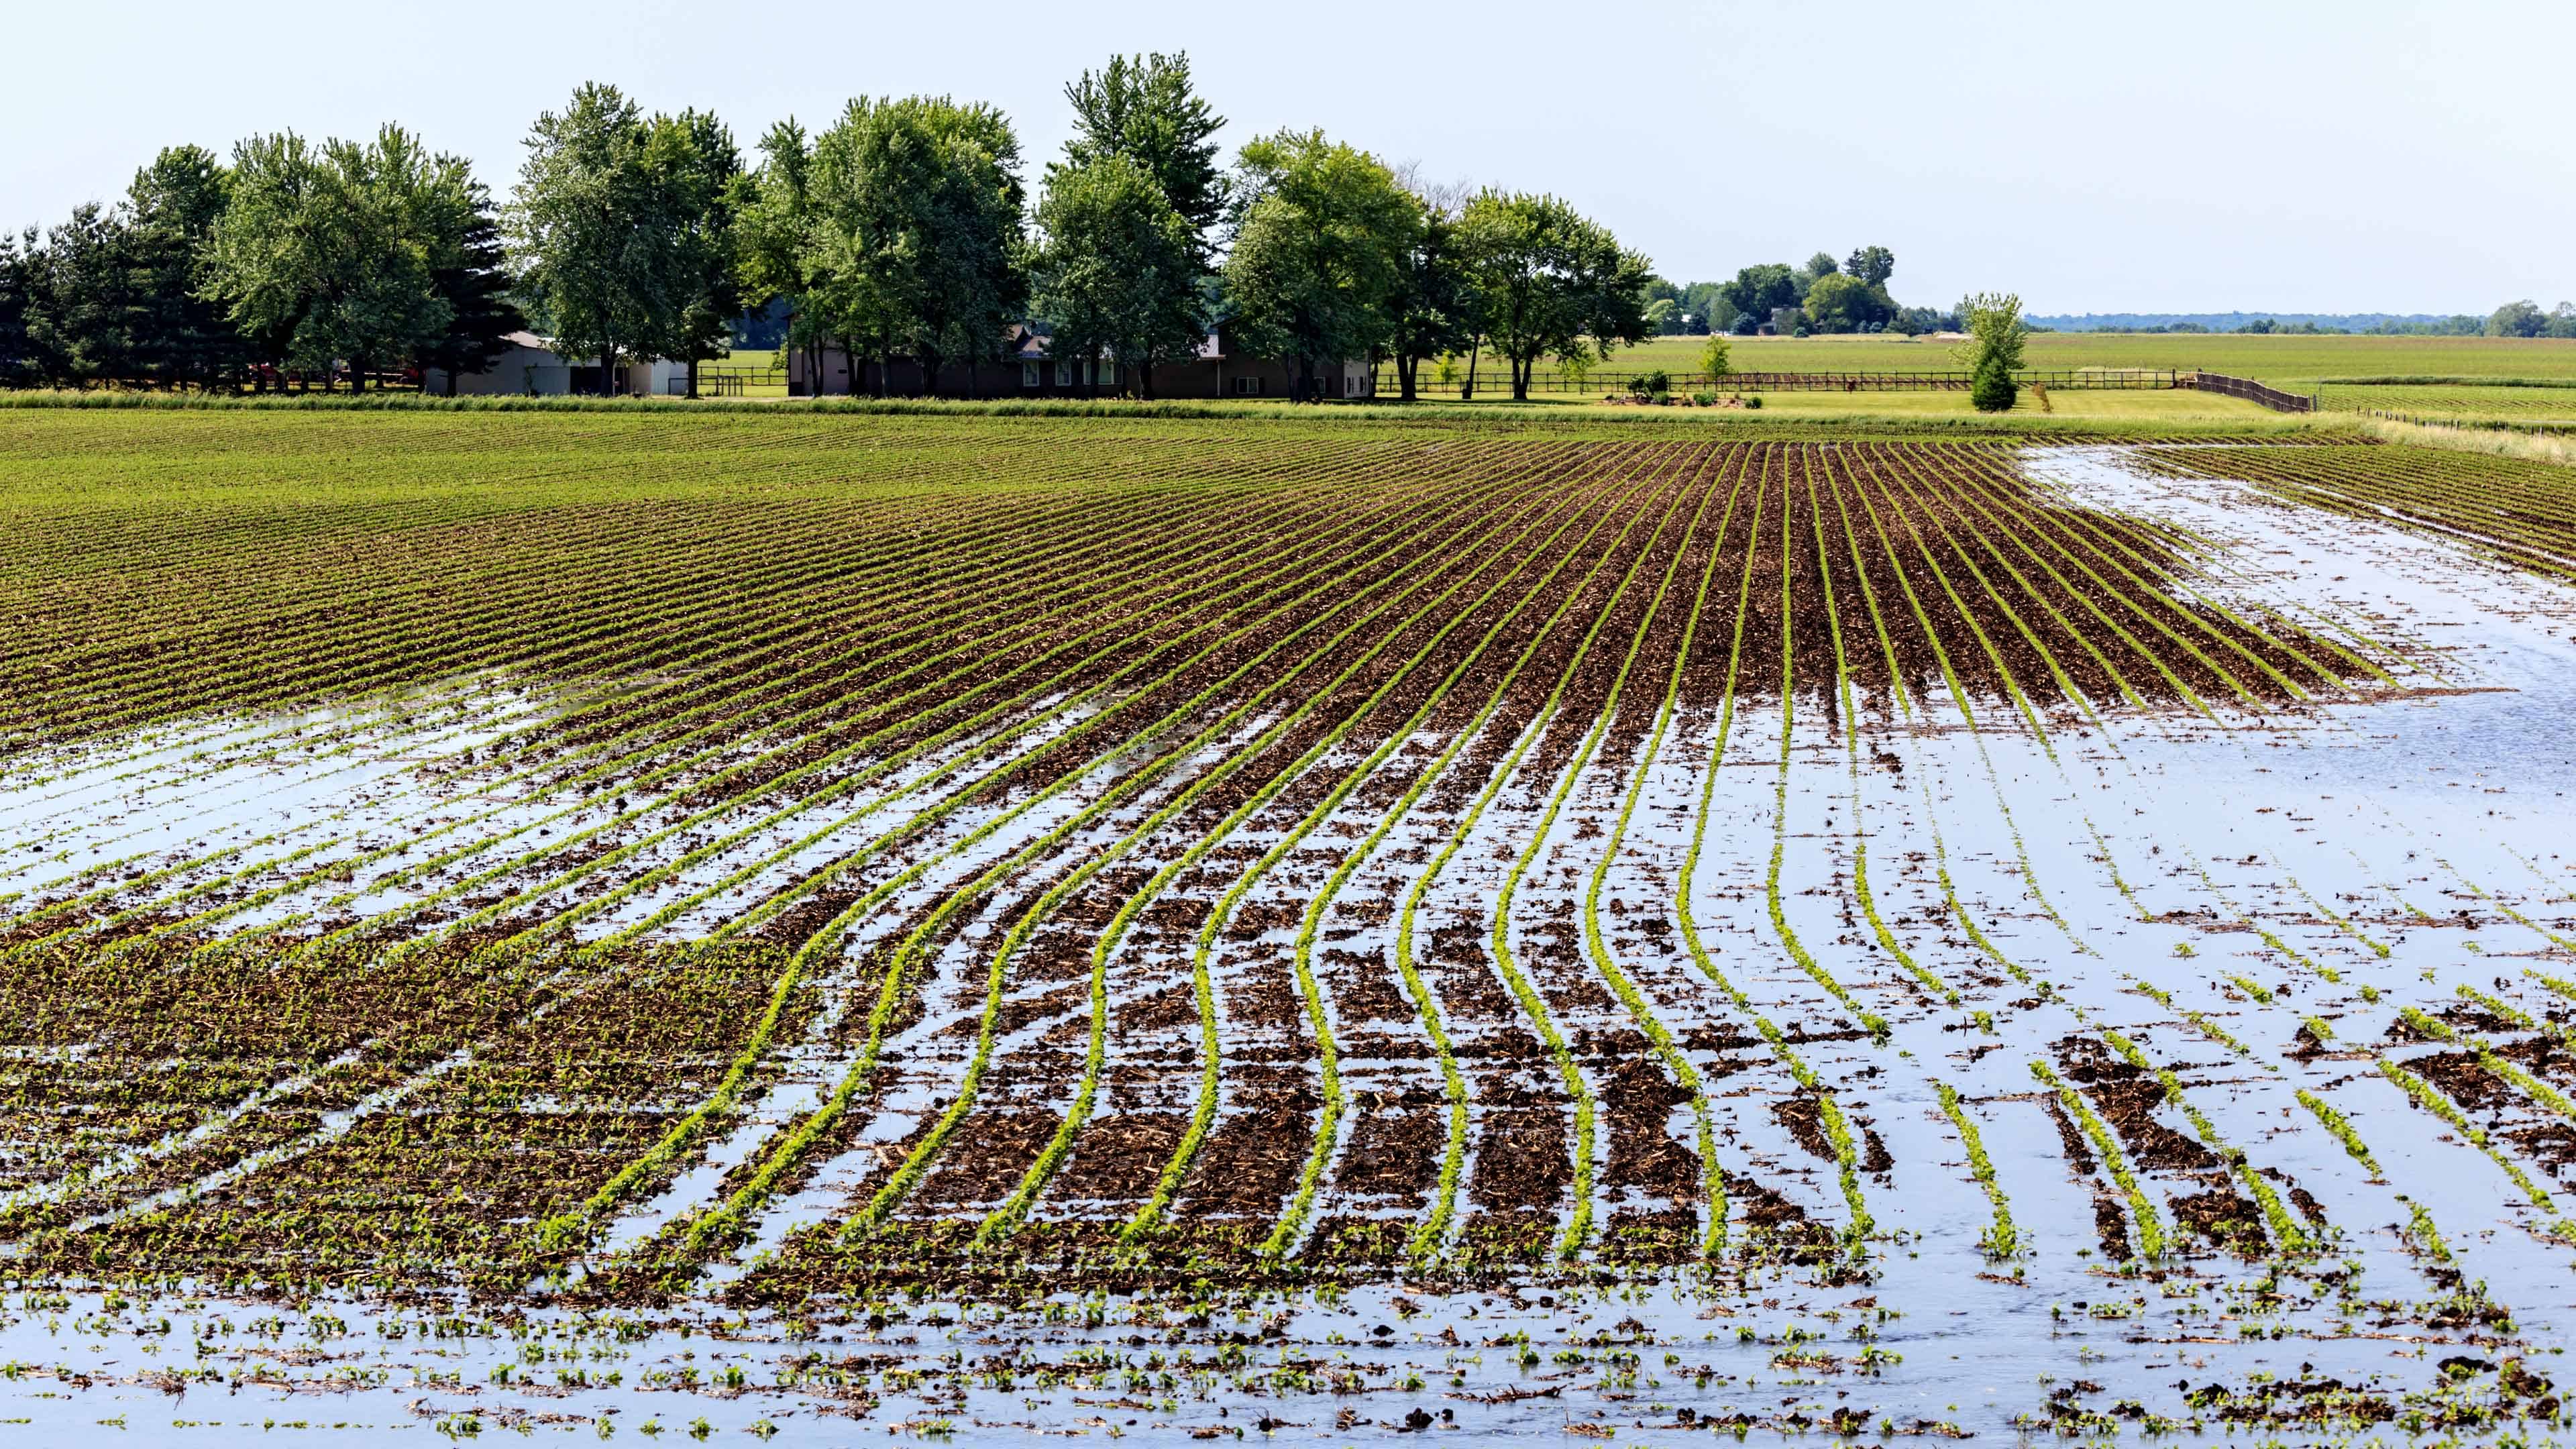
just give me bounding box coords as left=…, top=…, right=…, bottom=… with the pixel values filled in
left=804, top=95, right=1026, bottom=395
left=1457, top=189, right=1650, bottom=400
left=508, top=84, right=684, bottom=392
left=1059, top=53, right=1228, bottom=243
left=204, top=125, right=480, bottom=388
left=1222, top=129, right=1415, bottom=399
left=1032, top=152, right=1203, bottom=398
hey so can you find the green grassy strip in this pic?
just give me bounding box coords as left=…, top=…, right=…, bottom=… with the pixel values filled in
left=2296, top=1090, right=2381, bottom=1176
left=1484, top=466, right=1707, bottom=1260
left=1807, top=453, right=1955, bottom=1005
left=1124, top=455, right=1655, bottom=1253
left=1574, top=445, right=1744, bottom=1258
left=838, top=479, right=1574, bottom=1244
left=2100, top=1029, right=2310, bottom=1254
left=1672, top=460, right=1872, bottom=1244
left=2376, top=1060, right=2573, bottom=1235
left=1764, top=463, right=1891, bottom=1039
left=548, top=470, right=1532, bottom=1254
left=985, top=462, right=1613, bottom=1249
left=1934, top=1082, right=2018, bottom=1258
left=2031, top=1059, right=2165, bottom=1261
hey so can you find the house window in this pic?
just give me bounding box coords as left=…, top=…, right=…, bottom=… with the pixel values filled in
left=1055, top=360, right=1073, bottom=387
left=1021, top=362, right=1039, bottom=388
left=1091, top=360, right=1113, bottom=391
left=1230, top=376, right=1264, bottom=396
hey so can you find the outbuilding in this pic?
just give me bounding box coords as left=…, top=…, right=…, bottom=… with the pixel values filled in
left=422, top=332, right=690, bottom=398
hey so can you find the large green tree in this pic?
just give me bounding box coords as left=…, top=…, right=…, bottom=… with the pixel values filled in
left=0, top=231, right=35, bottom=387
left=203, top=125, right=476, bottom=390
left=20, top=205, right=143, bottom=385
left=1059, top=52, right=1227, bottom=244
left=650, top=109, right=745, bottom=397
left=2489, top=299, right=2549, bottom=338
left=415, top=180, right=524, bottom=395
left=1719, top=263, right=1799, bottom=333
left=1801, top=272, right=1895, bottom=333
left=1454, top=189, right=1650, bottom=401
left=1031, top=153, right=1201, bottom=399
left=1383, top=179, right=1474, bottom=401
left=734, top=119, right=835, bottom=391
left=1843, top=244, right=1895, bottom=287
left=125, top=146, right=245, bottom=388
left=806, top=95, right=1025, bottom=397
left=508, top=83, right=689, bottom=395
left=1958, top=292, right=2027, bottom=412
left=1222, top=129, right=1415, bottom=400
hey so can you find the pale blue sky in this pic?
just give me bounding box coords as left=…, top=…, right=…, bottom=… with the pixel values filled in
left=13, top=0, right=2569, bottom=315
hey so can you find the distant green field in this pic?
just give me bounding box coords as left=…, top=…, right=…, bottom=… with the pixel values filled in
left=2312, top=381, right=2576, bottom=425
left=1605, top=333, right=2576, bottom=390
left=1378, top=334, right=2576, bottom=426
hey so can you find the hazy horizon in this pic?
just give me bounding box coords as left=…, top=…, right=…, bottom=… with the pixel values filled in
left=11, top=0, right=2568, bottom=317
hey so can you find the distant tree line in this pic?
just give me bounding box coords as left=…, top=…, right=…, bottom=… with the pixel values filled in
left=1637, top=246, right=1957, bottom=338
left=2029, top=307, right=2576, bottom=338
left=0, top=55, right=1653, bottom=402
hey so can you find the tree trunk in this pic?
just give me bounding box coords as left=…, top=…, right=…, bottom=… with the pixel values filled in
left=686, top=356, right=700, bottom=400
left=1138, top=356, right=1155, bottom=401
left=918, top=350, right=940, bottom=399
left=1397, top=355, right=1417, bottom=402
left=1511, top=354, right=1530, bottom=402
left=1463, top=341, right=1479, bottom=400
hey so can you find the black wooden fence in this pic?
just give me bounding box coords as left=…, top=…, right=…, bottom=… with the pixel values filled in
left=1387, top=367, right=2184, bottom=396
left=2181, top=372, right=2316, bottom=413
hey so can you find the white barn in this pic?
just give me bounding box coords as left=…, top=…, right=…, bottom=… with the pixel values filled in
left=423, top=332, right=690, bottom=398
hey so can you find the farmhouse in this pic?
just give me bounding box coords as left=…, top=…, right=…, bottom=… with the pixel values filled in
left=421, top=332, right=690, bottom=398
left=786, top=325, right=1373, bottom=400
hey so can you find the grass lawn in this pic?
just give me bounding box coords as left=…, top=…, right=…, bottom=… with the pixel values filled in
left=1696, top=386, right=2282, bottom=423
left=1360, top=382, right=2283, bottom=423
left=1605, top=331, right=2576, bottom=389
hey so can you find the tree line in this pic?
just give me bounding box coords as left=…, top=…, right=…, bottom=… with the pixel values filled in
left=1635, top=247, right=1956, bottom=338
left=0, top=55, right=1655, bottom=402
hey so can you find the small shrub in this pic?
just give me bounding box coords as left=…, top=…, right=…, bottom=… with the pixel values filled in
left=1744, top=394, right=1762, bottom=409
left=1970, top=355, right=2016, bottom=412
left=1691, top=391, right=1715, bottom=406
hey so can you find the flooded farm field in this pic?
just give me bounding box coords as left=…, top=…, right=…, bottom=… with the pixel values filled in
left=3, top=412, right=2574, bottom=1444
